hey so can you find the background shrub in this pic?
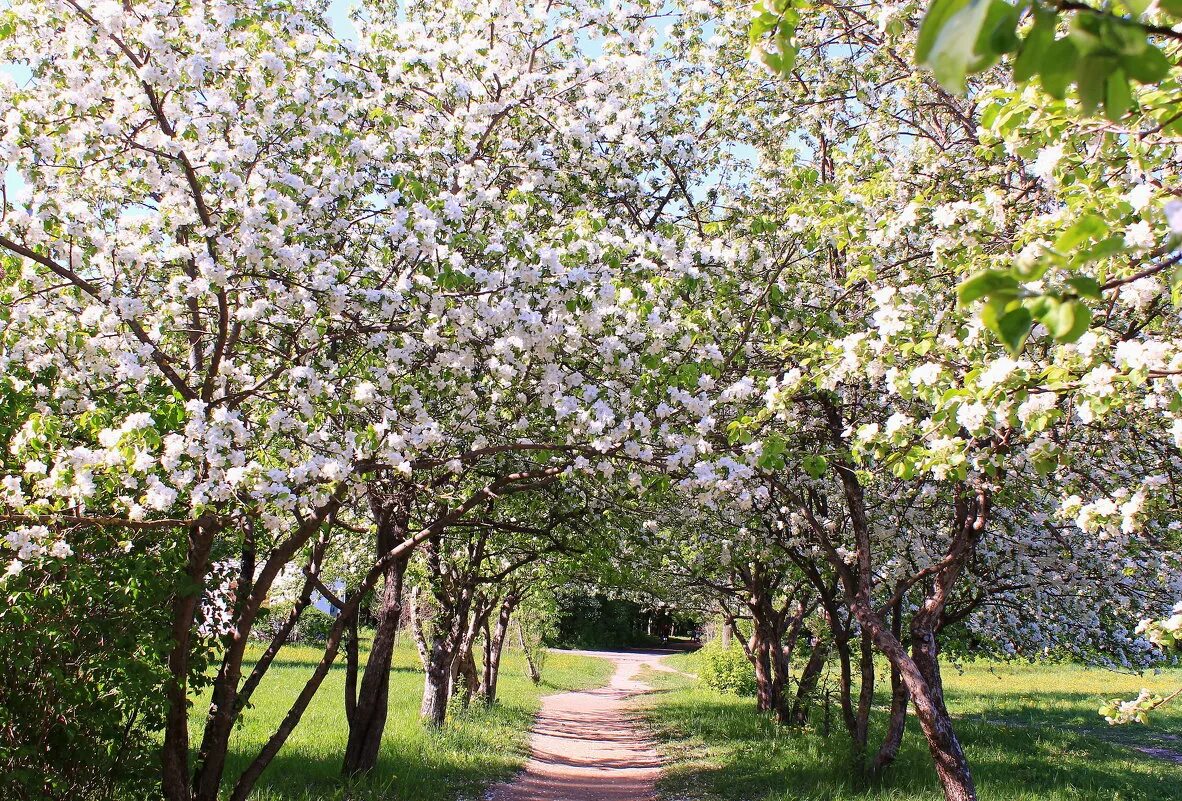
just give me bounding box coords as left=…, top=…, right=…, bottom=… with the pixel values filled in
left=698, top=642, right=757, bottom=696
left=297, top=607, right=335, bottom=644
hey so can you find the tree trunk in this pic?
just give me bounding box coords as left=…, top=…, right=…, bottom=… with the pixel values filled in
left=790, top=636, right=828, bottom=726
left=855, top=627, right=874, bottom=754
left=341, top=480, right=415, bottom=775
left=344, top=589, right=359, bottom=727
left=341, top=557, right=407, bottom=775
left=873, top=600, right=909, bottom=775
left=451, top=643, right=479, bottom=707
left=228, top=603, right=358, bottom=801
left=518, top=623, right=542, bottom=684
left=481, top=598, right=514, bottom=705
left=420, top=642, right=454, bottom=727
left=831, top=629, right=857, bottom=739
left=860, top=609, right=976, bottom=801
left=768, top=625, right=792, bottom=725
left=160, top=520, right=216, bottom=801
left=751, top=627, right=775, bottom=714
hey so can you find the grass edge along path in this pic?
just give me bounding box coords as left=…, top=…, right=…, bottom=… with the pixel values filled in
left=190, top=640, right=614, bottom=801
left=637, top=652, right=1182, bottom=801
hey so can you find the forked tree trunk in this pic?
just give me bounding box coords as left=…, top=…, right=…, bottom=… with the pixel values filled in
left=450, top=592, right=493, bottom=708
left=859, top=608, right=976, bottom=801
left=768, top=627, right=792, bottom=725
left=341, top=556, right=408, bottom=774
left=790, top=636, right=828, bottom=726
left=452, top=644, right=479, bottom=707
left=813, top=416, right=982, bottom=801
left=480, top=594, right=517, bottom=705
left=341, top=480, right=415, bottom=776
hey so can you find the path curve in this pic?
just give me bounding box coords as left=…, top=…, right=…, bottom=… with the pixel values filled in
left=486, top=649, right=680, bottom=801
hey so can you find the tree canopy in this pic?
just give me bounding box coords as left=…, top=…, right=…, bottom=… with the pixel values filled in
left=1, top=2, right=1180, bottom=801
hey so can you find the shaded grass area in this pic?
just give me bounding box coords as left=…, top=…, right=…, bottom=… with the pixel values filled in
left=191, top=640, right=612, bottom=801
left=641, top=652, right=1182, bottom=801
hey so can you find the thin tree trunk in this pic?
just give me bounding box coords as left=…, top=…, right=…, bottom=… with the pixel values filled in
left=517, top=623, right=542, bottom=684
left=790, top=636, right=828, bottom=726
left=410, top=586, right=431, bottom=669
left=873, top=599, right=909, bottom=774
left=855, top=628, right=874, bottom=754
left=344, top=588, right=359, bottom=726
left=480, top=616, right=494, bottom=701
left=481, top=596, right=515, bottom=705
left=751, top=627, right=774, bottom=714
left=228, top=602, right=358, bottom=801
left=160, top=519, right=217, bottom=801
left=768, top=624, right=792, bottom=725
left=833, top=630, right=857, bottom=739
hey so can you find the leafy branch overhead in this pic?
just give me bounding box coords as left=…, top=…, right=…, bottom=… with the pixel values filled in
left=918, top=0, right=1182, bottom=353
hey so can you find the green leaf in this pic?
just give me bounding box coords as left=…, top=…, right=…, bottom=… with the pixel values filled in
left=1098, top=17, right=1149, bottom=56
left=1024, top=293, right=1054, bottom=319
left=997, top=306, right=1032, bottom=355
left=917, top=0, right=994, bottom=93
left=890, top=457, right=916, bottom=480
left=1054, top=214, right=1107, bottom=252
left=1066, top=276, right=1103, bottom=300
left=1045, top=298, right=1092, bottom=342
left=1161, top=0, right=1182, bottom=16
left=958, top=269, right=1020, bottom=305
left=1076, top=55, right=1113, bottom=114
left=1104, top=69, right=1133, bottom=121
left=802, top=455, right=829, bottom=479
left=1013, top=6, right=1056, bottom=83
left=1122, top=44, right=1171, bottom=84
left=1039, top=38, right=1079, bottom=99
left=982, top=0, right=1021, bottom=56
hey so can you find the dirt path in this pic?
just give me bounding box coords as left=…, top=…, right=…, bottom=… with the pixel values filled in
left=486, top=649, right=679, bottom=801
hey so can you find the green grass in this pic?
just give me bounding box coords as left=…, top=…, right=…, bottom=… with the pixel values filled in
left=191, top=639, right=613, bottom=801
left=641, top=652, right=1182, bottom=801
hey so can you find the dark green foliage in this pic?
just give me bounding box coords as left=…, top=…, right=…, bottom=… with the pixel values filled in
left=550, top=594, right=655, bottom=648
left=0, top=528, right=183, bottom=801
left=297, top=607, right=335, bottom=644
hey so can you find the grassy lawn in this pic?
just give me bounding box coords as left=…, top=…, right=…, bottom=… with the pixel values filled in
left=190, top=639, right=612, bottom=801
left=641, top=651, right=1182, bottom=801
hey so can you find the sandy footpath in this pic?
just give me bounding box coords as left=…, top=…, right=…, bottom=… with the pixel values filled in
left=485, top=649, right=680, bottom=801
